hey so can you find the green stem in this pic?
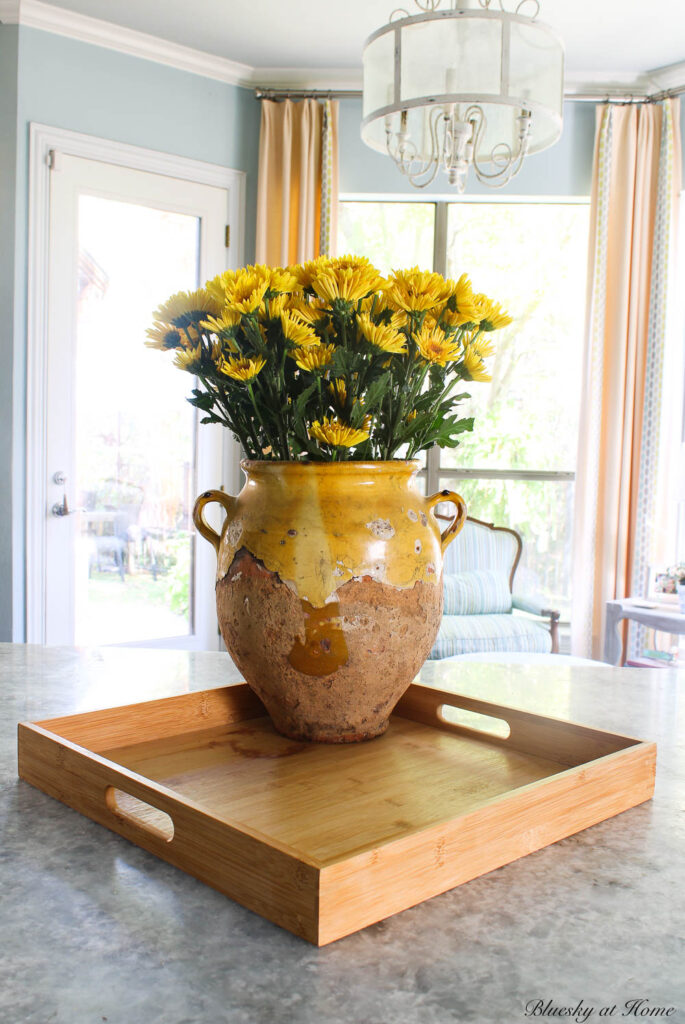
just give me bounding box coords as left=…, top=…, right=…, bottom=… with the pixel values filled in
left=247, top=381, right=270, bottom=451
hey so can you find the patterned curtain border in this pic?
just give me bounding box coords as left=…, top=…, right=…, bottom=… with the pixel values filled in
left=577, top=105, right=613, bottom=656
left=319, top=99, right=334, bottom=256
left=628, top=100, right=676, bottom=661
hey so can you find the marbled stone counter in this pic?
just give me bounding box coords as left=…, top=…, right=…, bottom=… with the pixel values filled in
left=1, top=644, right=684, bottom=1024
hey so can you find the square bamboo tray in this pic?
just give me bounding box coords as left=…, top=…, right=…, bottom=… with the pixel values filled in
left=18, top=682, right=656, bottom=946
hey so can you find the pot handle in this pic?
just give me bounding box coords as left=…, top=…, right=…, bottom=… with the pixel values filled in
left=193, top=490, right=236, bottom=554
left=426, top=489, right=467, bottom=553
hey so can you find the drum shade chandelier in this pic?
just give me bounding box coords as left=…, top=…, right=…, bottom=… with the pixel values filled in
left=361, top=0, right=564, bottom=191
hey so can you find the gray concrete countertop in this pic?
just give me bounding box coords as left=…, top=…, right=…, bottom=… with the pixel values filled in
left=1, top=644, right=684, bottom=1024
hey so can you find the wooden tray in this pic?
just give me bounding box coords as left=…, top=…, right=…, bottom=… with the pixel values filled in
left=18, top=683, right=656, bottom=946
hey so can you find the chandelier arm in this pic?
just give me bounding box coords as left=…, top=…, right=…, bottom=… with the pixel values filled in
left=384, top=107, right=442, bottom=187
left=407, top=160, right=442, bottom=188
left=471, top=142, right=525, bottom=185
left=515, top=0, right=540, bottom=17
left=464, top=102, right=531, bottom=185
left=405, top=106, right=443, bottom=188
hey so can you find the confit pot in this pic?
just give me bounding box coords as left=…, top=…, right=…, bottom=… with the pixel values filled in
left=193, top=460, right=466, bottom=743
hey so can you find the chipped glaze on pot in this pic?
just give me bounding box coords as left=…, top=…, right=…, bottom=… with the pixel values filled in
left=193, top=460, right=466, bottom=743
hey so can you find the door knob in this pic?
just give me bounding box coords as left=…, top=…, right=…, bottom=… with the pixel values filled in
left=51, top=491, right=85, bottom=517
left=51, top=471, right=85, bottom=517
left=52, top=493, right=72, bottom=517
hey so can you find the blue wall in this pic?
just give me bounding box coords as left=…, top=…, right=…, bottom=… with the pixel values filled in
left=0, top=25, right=19, bottom=643
left=1, top=24, right=260, bottom=640
left=338, top=97, right=596, bottom=197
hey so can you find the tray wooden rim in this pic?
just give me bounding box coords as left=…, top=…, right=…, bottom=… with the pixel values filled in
left=17, top=681, right=657, bottom=945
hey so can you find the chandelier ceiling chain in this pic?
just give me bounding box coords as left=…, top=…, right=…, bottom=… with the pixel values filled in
left=361, top=0, right=564, bottom=191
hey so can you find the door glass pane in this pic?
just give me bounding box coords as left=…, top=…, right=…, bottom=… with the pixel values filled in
left=74, top=196, right=198, bottom=645
left=338, top=202, right=435, bottom=274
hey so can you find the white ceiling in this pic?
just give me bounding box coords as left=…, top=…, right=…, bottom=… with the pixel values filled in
left=31, top=0, right=685, bottom=82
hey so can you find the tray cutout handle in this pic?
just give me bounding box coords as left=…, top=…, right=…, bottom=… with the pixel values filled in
left=438, top=704, right=511, bottom=740
left=105, top=786, right=174, bottom=843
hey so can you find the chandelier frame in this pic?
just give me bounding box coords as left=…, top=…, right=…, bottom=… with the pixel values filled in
left=361, top=1, right=564, bottom=191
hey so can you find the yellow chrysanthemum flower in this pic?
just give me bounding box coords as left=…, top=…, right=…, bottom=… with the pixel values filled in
left=328, top=378, right=347, bottom=407
left=466, top=332, right=496, bottom=360
left=309, top=416, right=370, bottom=448
left=206, top=269, right=237, bottom=304
left=405, top=410, right=418, bottom=423
left=173, top=344, right=204, bottom=373
left=439, top=273, right=482, bottom=327
left=473, top=294, right=513, bottom=331
left=252, top=265, right=300, bottom=295
left=183, top=325, right=200, bottom=346
left=312, top=263, right=384, bottom=305
left=280, top=312, right=320, bottom=348
left=223, top=270, right=270, bottom=314
left=219, top=355, right=266, bottom=381
left=145, top=321, right=184, bottom=350
left=292, top=343, right=336, bottom=372
left=290, top=257, right=331, bottom=290
left=260, top=293, right=291, bottom=319
left=463, top=346, right=492, bottom=382
left=414, top=323, right=461, bottom=366
left=201, top=310, right=242, bottom=333
left=329, top=254, right=384, bottom=278
left=289, top=296, right=329, bottom=326
left=357, top=313, right=407, bottom=354
left=153, top=288, right=222, bottom=327
left=384, top=267, right=452, bottom=313
left=359, top=293, right=404, bottom=322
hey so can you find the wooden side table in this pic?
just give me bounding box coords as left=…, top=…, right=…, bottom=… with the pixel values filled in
left=603, top=598, right=685, bottom=665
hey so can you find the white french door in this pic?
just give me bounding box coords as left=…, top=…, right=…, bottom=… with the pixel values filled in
left=39, top=150, right=240, bottom=649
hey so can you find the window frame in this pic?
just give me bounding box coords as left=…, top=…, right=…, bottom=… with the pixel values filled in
left=339, top=194, right=589, bottom=497
left=338, top=194, right=591, bottom=622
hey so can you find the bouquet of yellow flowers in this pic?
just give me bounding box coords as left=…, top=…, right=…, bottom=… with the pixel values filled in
left=147, top=255, right=511, bottom=461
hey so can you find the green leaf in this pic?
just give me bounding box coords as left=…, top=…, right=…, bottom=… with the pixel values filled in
left=432, top=415, right=474, bottom=447
left=361, top=371, right=391, bottom=414
left=187, top=389, right=215, bottom=412
left=294, top=380, right=318, bottom=419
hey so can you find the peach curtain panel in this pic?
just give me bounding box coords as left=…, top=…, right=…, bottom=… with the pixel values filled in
left=256, top=98, right=338, bottom=265
left=571, top=99, right=681, bottom=660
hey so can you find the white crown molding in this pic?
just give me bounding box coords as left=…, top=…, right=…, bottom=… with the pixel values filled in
left=649, top=59, right=685, bottom=93
left=2, top=0, right=684, bottom=98
left=0, top=1, right=20, bottom=22
left=563, top=69, right=655, bottom=97
left=7, top=0, right=254, bottom=86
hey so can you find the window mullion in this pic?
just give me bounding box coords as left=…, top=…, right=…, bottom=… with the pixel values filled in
left=428, top=202, right=450, bottom=483
left=438, top=468, right=576, bottom=482
left=433, top=202, right=449, bottom=276
left=426, top=446, right=441, bottom=494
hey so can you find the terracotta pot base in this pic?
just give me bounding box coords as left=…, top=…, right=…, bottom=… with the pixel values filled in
left=216, top=548, right=443, bottom=743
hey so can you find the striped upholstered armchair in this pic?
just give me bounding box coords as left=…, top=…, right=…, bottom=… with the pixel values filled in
left=430, top=516, right=560, bottom=659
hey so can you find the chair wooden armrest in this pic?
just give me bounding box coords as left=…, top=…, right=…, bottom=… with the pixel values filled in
left=512, top=595, right=561, bottom=653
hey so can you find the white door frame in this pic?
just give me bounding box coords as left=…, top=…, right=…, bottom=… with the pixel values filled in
left=26, top=122, right=246, bottom=644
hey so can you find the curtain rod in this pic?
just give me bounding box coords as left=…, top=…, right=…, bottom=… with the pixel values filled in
left=254, top=85, right=685, bottom=104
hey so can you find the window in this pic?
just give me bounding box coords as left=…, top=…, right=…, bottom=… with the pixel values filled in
left=338, top=199, right=590, bottom=620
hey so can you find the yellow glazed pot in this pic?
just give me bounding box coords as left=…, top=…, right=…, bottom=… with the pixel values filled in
left=193, top=460, right=466, bottom=743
